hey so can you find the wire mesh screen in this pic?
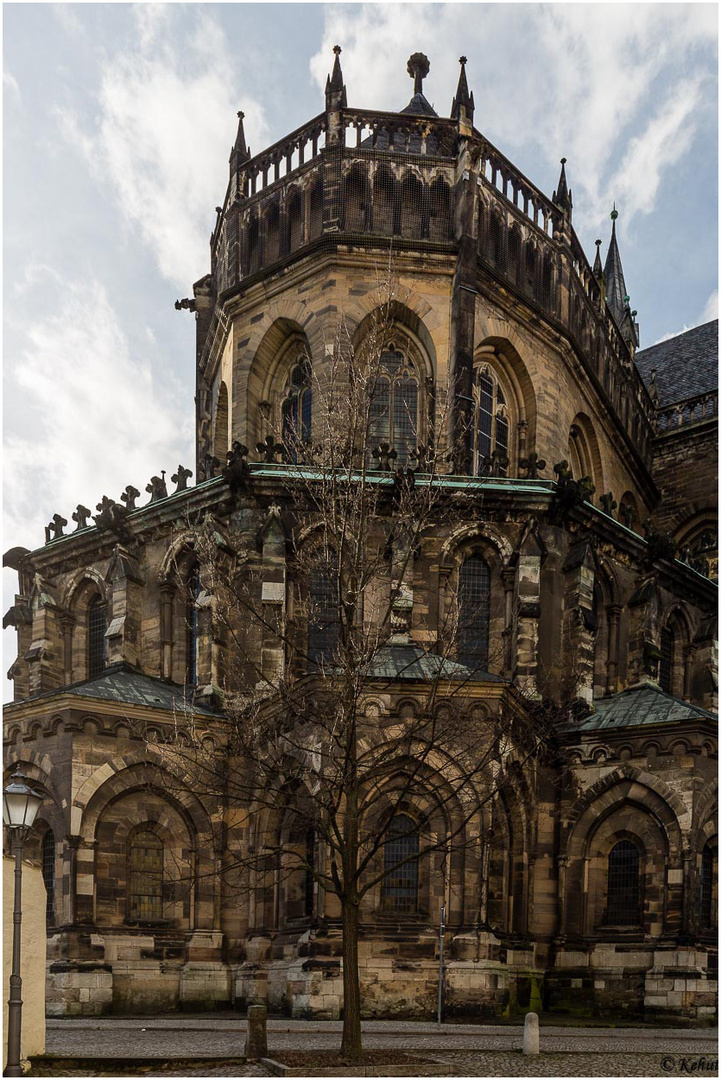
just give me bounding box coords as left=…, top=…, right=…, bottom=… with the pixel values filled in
left=88, top=596, right=106, bottom=678
left=606, top=840, right=640, bottom=925
left=129, top=830, right=164, bottom=922
left=382, top=814, right=420, bottom=913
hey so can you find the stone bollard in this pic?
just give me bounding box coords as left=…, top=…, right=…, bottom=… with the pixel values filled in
left=244, top=1004, right=268, bottom=1061
left=523, top=1011, right=540, bottom=1055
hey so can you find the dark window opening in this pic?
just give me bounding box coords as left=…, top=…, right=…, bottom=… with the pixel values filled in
left=42, top=829, right=55, bottom=925
left=457, top=554, right=491, bottom=672
left=659, top=626, right=674, bottom=693
left=282, top=359, right=312, bottom=459
left=607, top=839, right=640, bottom=925
left=367, top=347, right=419, bottom=467
left=382, top=814, right=419, bottom=913
left=307, top=562, right=340, bottom=670
left=88, top=595, right=106, bottom=677
left=304, top=830, right=315, bottom=917
left=129, top=829, right=163, bottom=922
left=186, top=565, right=200, bottom=686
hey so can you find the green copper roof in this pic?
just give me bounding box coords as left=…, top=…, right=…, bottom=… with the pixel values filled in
left=569, top=682, right=716, bottom=732
left=18, top=663, right=219, bottom=716
left=361, top=640, right=506, bottom=683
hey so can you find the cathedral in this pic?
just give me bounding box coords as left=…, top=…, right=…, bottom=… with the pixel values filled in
left=3, top=51, right=717, bottom=1023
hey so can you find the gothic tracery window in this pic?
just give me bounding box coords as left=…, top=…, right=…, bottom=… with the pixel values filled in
left=700, top=843, right=716, bottom=930
left=659, top=624, right=675, bottom=694
left=368, top=345, right=420, bottom=467
left=606, top=839, right=640, bottom=925
left=382, top=814, right=420, bottom=913
left=473, top=366, right=510, bottom=477
left=281, top=358, right=312, bottom=458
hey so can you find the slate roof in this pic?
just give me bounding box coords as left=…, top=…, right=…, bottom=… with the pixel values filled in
left=635, top=320, right=718, bottom=406
left=17, top=663, right=219, bottom=716
left=568, top=681, right=716, bottom=733
left=362, top=640, right=505, bottom=683
left=400, top=92, right=438, bottom=117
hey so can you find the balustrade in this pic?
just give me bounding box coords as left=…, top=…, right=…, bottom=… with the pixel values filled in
left=656, top=390, right=717, bottom=433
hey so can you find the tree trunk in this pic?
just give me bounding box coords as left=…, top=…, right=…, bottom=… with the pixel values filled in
left=340, top=896, right=362, bottom=1060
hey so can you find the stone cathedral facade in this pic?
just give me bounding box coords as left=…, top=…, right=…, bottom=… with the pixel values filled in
left=4, top=52, right=718, bottom=1022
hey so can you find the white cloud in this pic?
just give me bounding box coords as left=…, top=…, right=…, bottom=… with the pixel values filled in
left=311, top=4, right=716, bottom=231
left=4, top=71, right=20, bottom=101
left=3, top=271, right=192, bottom=555
left=701, top=289, right=718, bottom=324
left=57, top=7, right=269, bottom=289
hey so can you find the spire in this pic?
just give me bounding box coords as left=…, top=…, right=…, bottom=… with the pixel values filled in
left=451, top=55, right=474, bottom=123
left=325, top=45, right=347, bottom=110
left=552, top=158, right=573, bottom=217
left=229, top=110, right=250, bottom=173
left=604, top=204, right=629, bottom=330
left=593, top=239, right=606, bottom=305
left=592, top=239, right=603, bottom=279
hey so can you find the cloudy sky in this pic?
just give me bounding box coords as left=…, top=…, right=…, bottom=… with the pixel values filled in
left=3, top=2, right=717, bottom=667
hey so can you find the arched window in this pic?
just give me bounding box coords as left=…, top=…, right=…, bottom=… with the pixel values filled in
left=186, top=564, right=200, bottom=686
left=400, top=173, right=423, bottom=238
left=42, top=829, right=55, bottom=925
left=659, top=624, right=675, bottom=694
left=606, top=840, right=640, bottom=925
left=457, top=554, right=491, bottom=672
left=344, top=165, right=369, bottom=232
left=700, top=843, right=716, bottom=929
left=307, top=561, right=340, bottom=670
left=309, top=179, right=323, bottom=240
left=373, top=168, right=396, bottom=235
left=265, top=201, right=280, bottom=265
left=368, top=345, right=420, bottom=467
left=87, top=595, right=106, bottom=678
left=282, top=359, right=312, bottom=459
left=129, top=828, right=163, bottom=922
left=428, top=178, right=451, bottom=241
left=473, top=367, right=509, bottom=476
left=287, top=187, right=302, bottom=252
left=382, top=814, right=420, bottom=913
left=247, top=216, right=260, bottom=274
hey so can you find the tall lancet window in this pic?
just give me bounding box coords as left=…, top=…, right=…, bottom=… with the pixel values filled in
left=88, top=595, right=107, bottom=677
left=368, top=345, right=419, bottom=467
left=186, top=564, right=201, bottom=686
left=473, top=367, right=509, bottom=476
left=457, top=554, right=491, bottom=672
left=282, top=359, right=312, bottom=460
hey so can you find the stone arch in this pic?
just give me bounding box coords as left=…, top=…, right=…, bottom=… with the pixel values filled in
left=428, top=177, right=452, bottom=241
left=63, top=568, right=108, bottom=612
left=566, top=767, right=687, bottom=852
left=474, top=336, right=537, bottom=459
left=439, top=523, right=514, bottom=568
left=372, top=165, right=397, bottom=235
left=568, top=412, right=603, bottom=494
left=351, top=301, right=436, bottom=382
left=343, top=162, right=370, bottom=232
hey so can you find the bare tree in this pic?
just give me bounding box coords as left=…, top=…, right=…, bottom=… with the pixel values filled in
left=147, top=277, right=561, bottom=1060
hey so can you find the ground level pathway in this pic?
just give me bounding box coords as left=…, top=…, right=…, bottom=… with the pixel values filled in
left=40, top=1016, right=717, bottom=1077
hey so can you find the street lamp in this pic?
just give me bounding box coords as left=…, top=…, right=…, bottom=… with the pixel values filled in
left=3, top=767, right=43, bottom=1077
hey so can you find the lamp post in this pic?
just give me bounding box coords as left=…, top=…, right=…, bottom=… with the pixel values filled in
left=3, top=767, right=43, bottom=1077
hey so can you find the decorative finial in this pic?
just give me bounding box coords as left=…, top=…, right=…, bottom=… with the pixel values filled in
left=459, top=55, right=467, bottom=64
left=595, top=239, right=602, bottom=247
left=560, top=157, right=567, bottom=165
left=407, top=52, right=430, bottom=96
left=610, top=203, right=618, bottom=221
left=237, top=110, right=244, bottom=120
left=333, top=44, right=341, bottom=55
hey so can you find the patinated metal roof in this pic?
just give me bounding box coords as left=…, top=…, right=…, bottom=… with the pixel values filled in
left=363, top=641, right=505, bottom=682
left=23, top=663, right=219, bottom=715
left=635, top=320, right=718, bottom=406
left=571, top=681, right=716, bottom=732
